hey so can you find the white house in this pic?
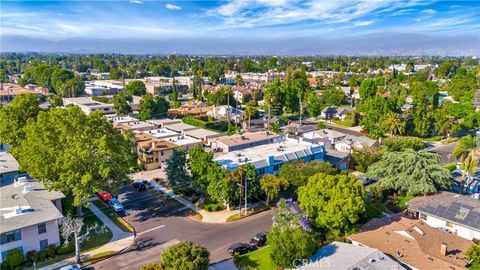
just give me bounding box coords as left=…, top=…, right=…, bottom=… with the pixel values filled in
left=407, top=192, right=480, bottom=241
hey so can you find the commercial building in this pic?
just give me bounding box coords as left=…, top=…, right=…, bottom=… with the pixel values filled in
left=115, top=121, right=157, bottom=132
left=349, top=214, right=471, bottom=270
left=63, top=96, right=141, bottom=115
left=407, top=192, right=480, bottom=241
left=211, top=131, right=281, bottom=153
left=84, top=80, right=124, bottom=96
left=298, top=241, right=405, bottom=270
left=164, top=134, right=202, bottom=151
left=0, top=174, right=64, bottom=264
left=213, top=136, right=325, bottom=175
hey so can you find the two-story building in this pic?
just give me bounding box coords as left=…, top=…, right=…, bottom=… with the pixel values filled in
left=0, top=175, right=64, bottom=263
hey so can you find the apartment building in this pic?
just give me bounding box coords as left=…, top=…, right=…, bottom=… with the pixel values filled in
left=0, top=175, right=64, bottom=263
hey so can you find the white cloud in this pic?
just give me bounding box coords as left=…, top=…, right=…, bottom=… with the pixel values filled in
left=354, top=20, right=375, bottom=27
left=165, top=3, right=182, bottom=10
left=421, top=9, right=437, bottom=15
left=129, top=1, right=144, bottom=4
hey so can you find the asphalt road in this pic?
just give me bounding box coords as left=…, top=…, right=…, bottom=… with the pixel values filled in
left=90, top=187, right=273, bottom=270
left=427, top=141, right=458, bottom=164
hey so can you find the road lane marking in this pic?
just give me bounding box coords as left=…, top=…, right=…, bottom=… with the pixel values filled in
left=137, top=225, right=166, bottom=236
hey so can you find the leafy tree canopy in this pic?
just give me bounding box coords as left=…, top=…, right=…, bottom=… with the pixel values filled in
left=159, top=241, right=210, bottom=270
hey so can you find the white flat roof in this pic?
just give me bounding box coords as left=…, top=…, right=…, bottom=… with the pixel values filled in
left=147, top=118, right=182, bottom=127
left=0, top=151, right=19, bottom=175
left=164, top=122, right=199, bottom=132
left=184, top=128, right=221, bottom=139
left=213, top=137, right=324, bottom=170
left=106, top=115, right=139, bottom=124
left=144, top=128, right=179, bottom=139
left=165, top=134, right=202, bottom=147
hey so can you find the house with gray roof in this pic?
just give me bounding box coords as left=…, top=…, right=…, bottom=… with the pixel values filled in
left=298, top=241, right=405, bottom=270
left=0, top=144, right=19, bottom=184
left=407, top=192, right=480, bottom=241
left=0, top=174, right=64, bottom=263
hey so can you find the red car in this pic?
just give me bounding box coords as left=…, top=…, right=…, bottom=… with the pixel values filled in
left=97, top=191, right=112, bottom=202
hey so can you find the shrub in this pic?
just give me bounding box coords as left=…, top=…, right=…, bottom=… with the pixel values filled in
left=47, top=244, right=57, bottom=258
left=26, top=250, right=38, bottom=263
left=382, top=136, right=425, bottom=151
left=139, top=263, right=161, bottom=270
left=56, top=244, right=74, bottom=255
left=317, top=122, right=327, bottom=129
left=6, top=249, right=24, bottom=269
left=0, top=263, right=7, bottom=270
left=38, top=250, right=47, bottom=262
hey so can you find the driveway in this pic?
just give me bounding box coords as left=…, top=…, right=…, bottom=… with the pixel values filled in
left=90, top=186, right=273, bottom=270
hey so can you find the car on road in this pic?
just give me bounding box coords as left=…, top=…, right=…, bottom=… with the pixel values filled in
left=59, top=264, right=81, bottom=270
left=97, top=191, right=112, bottom=202
left=132, top=182, right=146, bottom=191
left=108, top=198, right=124, bottom=212
left=249, top=231, right=267, bottom=247
left=227, top=243, right=253, bottom=256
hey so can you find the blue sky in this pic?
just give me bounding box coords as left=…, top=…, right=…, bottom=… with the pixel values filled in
left=2, top=0, right=479, bottom=40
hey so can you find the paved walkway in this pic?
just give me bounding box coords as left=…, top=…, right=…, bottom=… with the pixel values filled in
left=39, top=203, right=134, bottom=270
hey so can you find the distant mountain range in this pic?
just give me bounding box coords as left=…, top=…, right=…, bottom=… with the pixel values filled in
left=2, top=33, right=479, bottom=56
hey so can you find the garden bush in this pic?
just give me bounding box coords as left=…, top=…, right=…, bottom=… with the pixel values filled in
left=56, top=244, right=74, bottom=255
left=6, top=249, right=24, bottom=269
left=26, top=250, right=38, bottom=263
left=47, top=244, right=57, bottom=258
left=38, top=250, right=47, bottom=262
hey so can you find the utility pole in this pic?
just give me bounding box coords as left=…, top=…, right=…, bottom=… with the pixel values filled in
left=299, top=100, right=303, bottom=126
left=227, top=91, right=231, bottom=130
left=245, top=177, right=249, bottom=216
left=238, top=180, right=242, bottom=216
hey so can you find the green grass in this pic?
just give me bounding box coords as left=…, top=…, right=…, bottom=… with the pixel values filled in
left=227, top=204, right=270, bottom=222
left=236, top=246, right=276, bottom=270
left=92, top=200, right=134, bottom=233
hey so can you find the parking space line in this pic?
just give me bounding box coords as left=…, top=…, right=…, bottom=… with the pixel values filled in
left=137, top=225, right=166, bottom=236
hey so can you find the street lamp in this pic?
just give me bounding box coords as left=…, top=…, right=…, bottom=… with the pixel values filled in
left=245, top=177, right=250, bottom=216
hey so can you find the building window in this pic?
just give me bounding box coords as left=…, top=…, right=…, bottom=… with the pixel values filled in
left=420, top=213, right=427, bottom=221
left=160, top=151, right=164, bottom=156
left=40, top=239, right=48, bottom=250
left=446, top=221, right=455, bottom=228
left=0, top=230, right=22, bottom=244
left=1, top=247, right=24, bottom=261
left=38, top=223, right=47, bottom=234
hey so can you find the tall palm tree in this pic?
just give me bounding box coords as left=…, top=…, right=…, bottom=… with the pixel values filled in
left=384, top=113, right=405, bottom=136
left=453, top=135, right=479, bottom=193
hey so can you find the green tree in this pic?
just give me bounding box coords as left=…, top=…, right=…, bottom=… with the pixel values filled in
left=367, top=150, right=451, bottom=196
left=125, top=80, right=146, bottom=96
left=188, top=146, right=214, bottom=194
left=351, top=146, right=384, bottom=173
left=453, top=135, right=479, bottom=193
left=139, top=94, right=169, bottom=120
left=321, top=86, right=347, bottom=106
left=268, top=199, right=319, bottom=268
left=359, top=79, right=377, bottom=99
left=298, top=173, right=366, bottom=235
left=57, top=76, right=85, bottom=97
left=260, top=174, right=289, bottom=205
left=0, top=93, right=40, bottom=148
left=279, top=160, right=339, bottom=193
left=15, top=106, right=134, bottom=214
left=166, top=149, right=191, bottom=190
left=159, top=241, right=210, bottom=270
left=305, top=91, right=322, bottom=117
left=466, top=243, right=480, bottom=267
left=112, top=93, right=133, bottom=115
left=382, top=136, right=425, bottom=152
left=264, top=78, right=285, bottom=116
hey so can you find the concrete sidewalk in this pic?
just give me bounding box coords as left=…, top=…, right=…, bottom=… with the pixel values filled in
left=39, top=203, right=134, bottom=270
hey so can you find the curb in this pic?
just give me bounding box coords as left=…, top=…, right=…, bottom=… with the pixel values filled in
left=225, top=207, right=271, bottom=223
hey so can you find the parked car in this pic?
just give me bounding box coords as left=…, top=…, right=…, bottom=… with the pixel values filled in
left=249, top=232, right=267, bottom=247
left=108, top=198, right=124, bottom=212
left=59, top=264, right=81, bottom=270
left=97, top=191, right=112, bottom=202
left=132, top=182, right=146, bottom=191
left=359, top=176, right=373, bottom=185
left=227, top=243, right=253, bottom=256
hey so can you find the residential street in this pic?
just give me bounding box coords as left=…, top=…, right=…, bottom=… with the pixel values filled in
left=89, top=187, right=273, bottom=270
left=427, top=141, right=458, bottom=164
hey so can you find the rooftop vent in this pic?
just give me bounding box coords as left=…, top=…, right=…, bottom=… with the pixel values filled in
left=23, top=185, right=34, bottom=194
left=413, top=226, right=425, bottom=236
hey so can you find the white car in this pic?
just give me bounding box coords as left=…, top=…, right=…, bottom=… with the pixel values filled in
left=59, top=264, right=81, bottom=270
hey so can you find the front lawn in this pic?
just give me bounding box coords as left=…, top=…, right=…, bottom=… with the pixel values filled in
left=92, top=200, right=134, bottom=233
left=235, top=246, right=276, bottom=270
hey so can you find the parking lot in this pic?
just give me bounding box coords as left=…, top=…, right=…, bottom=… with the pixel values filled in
left=91, top=185, right=273, bottom=269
